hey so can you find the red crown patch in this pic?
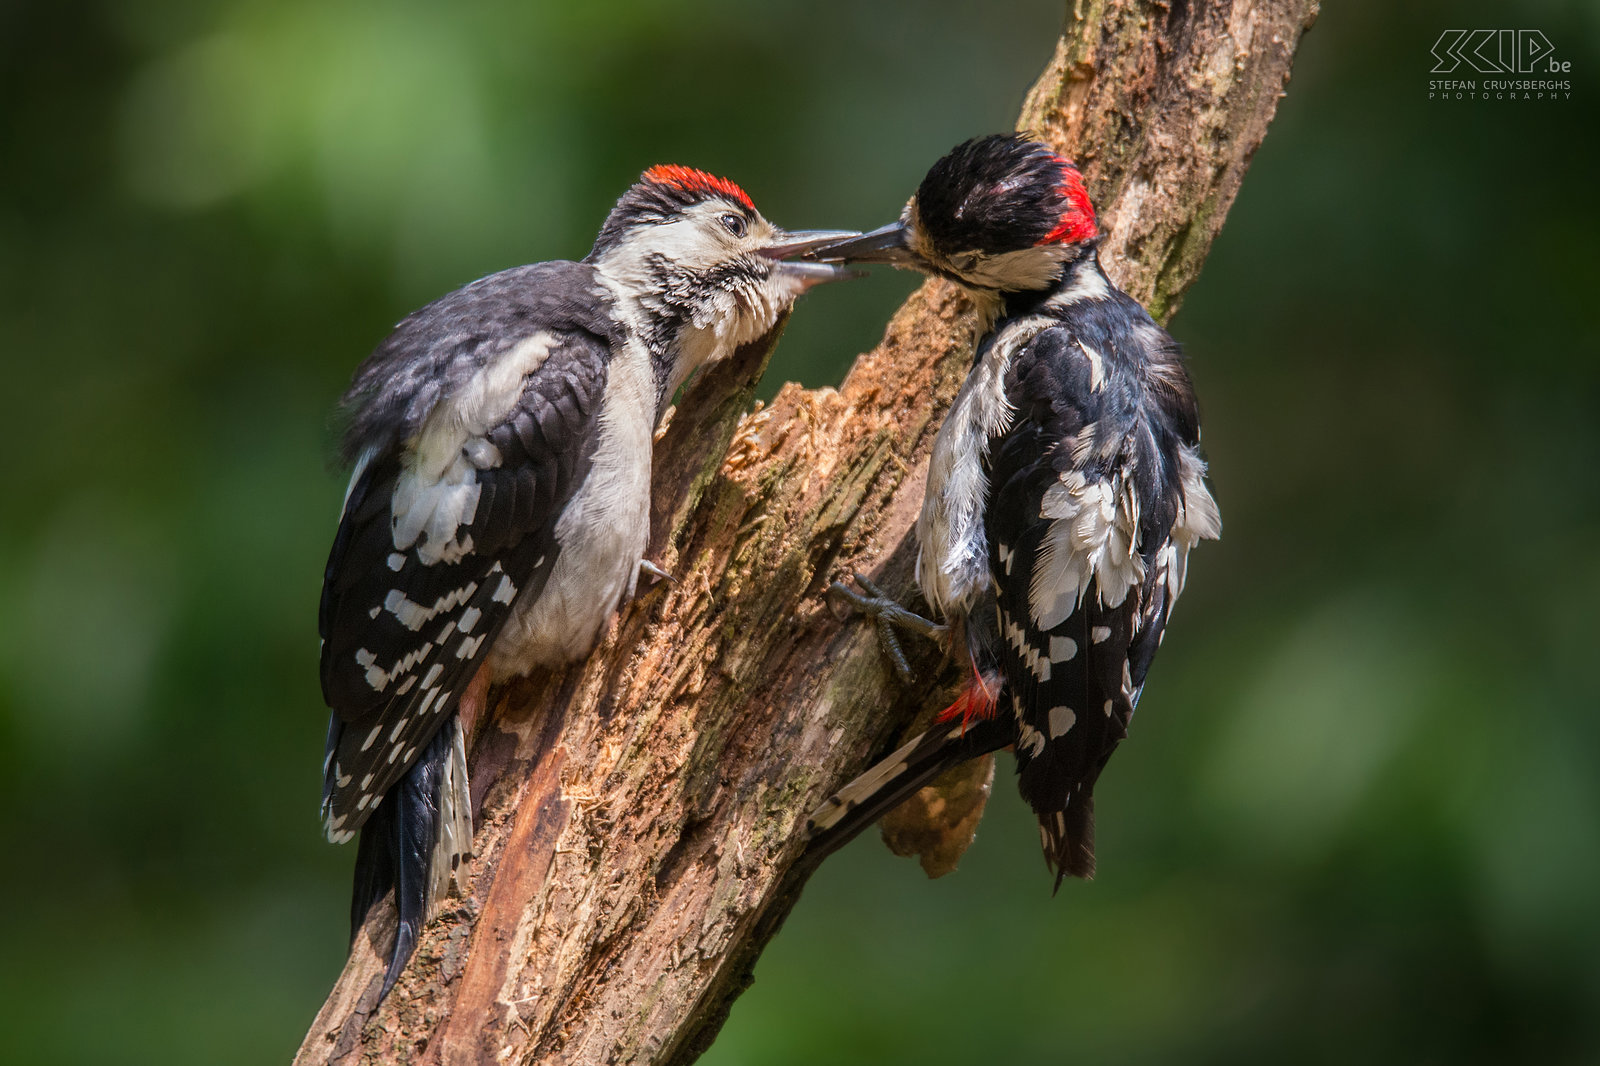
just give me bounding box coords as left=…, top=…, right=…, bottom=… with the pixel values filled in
left=1038, top=159, right=1098, bottom=245
left=642, top=164, right=755, bottom=211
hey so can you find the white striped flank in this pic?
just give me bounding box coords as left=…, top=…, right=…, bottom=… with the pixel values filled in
left=1167, top=444, right=1223, bottom=600
left=916, top=313, right=1055, bottom=617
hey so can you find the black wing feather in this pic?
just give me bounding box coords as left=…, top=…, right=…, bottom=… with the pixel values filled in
left=318, top=266, right=618, bottom=840
left=985, top=319, right=1189, bottom=880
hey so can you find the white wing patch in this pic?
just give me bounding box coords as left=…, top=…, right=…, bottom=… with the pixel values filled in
left=390, top=464, right=482, bottom=567
left=1030, top=467, right=1145, bottom=629
left=390, top=332, right=556, bottom=567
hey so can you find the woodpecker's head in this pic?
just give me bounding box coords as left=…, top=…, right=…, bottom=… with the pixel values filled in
left=587, top=165, right=855, bottom=402
left=812, top=134, right=1098, bottom=294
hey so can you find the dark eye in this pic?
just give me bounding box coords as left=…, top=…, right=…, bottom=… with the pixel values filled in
left=720, top=212, right=747, bottom=238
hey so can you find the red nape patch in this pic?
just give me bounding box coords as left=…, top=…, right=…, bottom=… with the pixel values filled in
left=642, top=164, right=755, bottom=210
left=1038, top=159, right=1098, bottom=245
left=935, top=667, right=1002, bottom=733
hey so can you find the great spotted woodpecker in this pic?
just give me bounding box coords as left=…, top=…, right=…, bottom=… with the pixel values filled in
left=319, top=165, right=854, bottom=996
left=807, top=135, right=1221, bottom=883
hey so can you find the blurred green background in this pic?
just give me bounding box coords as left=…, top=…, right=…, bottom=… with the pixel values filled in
left=2, top=0, right=1597, bottom=1062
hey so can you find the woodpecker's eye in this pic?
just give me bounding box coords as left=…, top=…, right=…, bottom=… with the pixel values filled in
left=720, top=213, right=748, bottom=238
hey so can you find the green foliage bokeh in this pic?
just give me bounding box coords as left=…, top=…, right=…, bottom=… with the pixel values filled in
left=1, top=1, right=1596, bottom=1063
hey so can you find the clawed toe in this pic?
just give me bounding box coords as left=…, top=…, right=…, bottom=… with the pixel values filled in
left=636, top=559, right=676, bottom=591
left=826, top=571, right=947, bottom=684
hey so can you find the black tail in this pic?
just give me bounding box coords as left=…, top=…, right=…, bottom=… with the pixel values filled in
left=806, top=717, right=1011, bottom=862
left=349, top=719, right=456, bottom=1002
left=1037, top=791, right=1096, bottom=889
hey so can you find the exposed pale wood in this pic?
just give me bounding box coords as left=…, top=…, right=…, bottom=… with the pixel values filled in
left=294, top=1, right=1319, bottom=1061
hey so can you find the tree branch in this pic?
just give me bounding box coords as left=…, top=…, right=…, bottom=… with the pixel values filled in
left=294, top=1, right=1319, bottom=1062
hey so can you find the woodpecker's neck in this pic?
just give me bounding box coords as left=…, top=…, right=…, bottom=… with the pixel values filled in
left=592, top=253, right=783, bottom=421
left=1000, top=243, right=1111, bottom=322
left=950, top=240, right=1102, bottom=335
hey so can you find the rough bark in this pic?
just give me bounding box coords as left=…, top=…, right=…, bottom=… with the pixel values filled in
left=294, top=1, right=1319, bottom=1062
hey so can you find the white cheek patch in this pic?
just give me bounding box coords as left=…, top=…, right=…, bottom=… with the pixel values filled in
left=956, top=244, right=1074, bottom=291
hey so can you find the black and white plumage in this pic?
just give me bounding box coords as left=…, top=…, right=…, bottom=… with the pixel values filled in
left=319, top=165, right=853, bottom=997
left=807, top=135, right=1220, bottom=883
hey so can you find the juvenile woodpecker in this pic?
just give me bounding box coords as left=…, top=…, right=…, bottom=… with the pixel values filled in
left=807, top=135, right=1221, bottom=882
left=319, top=165, right=853, bottom=996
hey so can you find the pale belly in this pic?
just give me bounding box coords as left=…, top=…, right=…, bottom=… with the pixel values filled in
left=485, top=350, right=655, bottom=677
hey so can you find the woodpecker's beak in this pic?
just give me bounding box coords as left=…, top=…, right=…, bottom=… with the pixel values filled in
left=761, top=229, right=865, bottom=289
left=798, top=221, right=921, bottom=269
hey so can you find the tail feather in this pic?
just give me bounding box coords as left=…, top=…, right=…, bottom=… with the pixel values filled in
left=348, top=810, right=395, bottom=950
left=1039, top=791, right=1096, bottom=890
left=428, top=720, right=473, bottom=912
left=806, top=718, right=1010, bottom=861
left=348, top=714, right=472, bottom=1002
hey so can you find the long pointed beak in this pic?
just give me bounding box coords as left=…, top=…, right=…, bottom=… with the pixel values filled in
left=761, top=229, right=866, bottom=290
left=797, top=221, right=921, bottom=268
left=759, top=229, right=864, bottom=260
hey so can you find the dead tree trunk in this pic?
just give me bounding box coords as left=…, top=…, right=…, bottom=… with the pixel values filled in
left=295, top=1, right=1319, bottom=1062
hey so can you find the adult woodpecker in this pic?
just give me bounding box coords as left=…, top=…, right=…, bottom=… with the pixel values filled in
left=319, top=164, right=853, bottom=997
left=807, top=134, right=1221, bottom=883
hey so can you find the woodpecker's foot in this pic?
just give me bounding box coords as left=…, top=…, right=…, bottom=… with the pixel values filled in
left=635, top=558, right=675, bottom=592
left=828, top=572, right=946, bottom=684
